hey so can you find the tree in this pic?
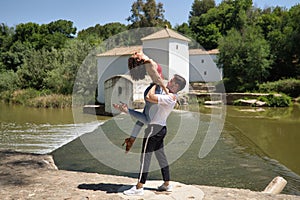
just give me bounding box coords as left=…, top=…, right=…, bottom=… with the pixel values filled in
left=286, top=4, right=300, bottom=78
left=39, top=20, right=77, bottom=50
left=0, top=23, right=15, bottom=71
left=189, top=0, right=216, bottom=18
left=0, top=70, right=19, bottom=92
left=196, top=23, right=221, bottom=49
left=77, top=22, right=127, bottom=46
left=254, top=5, right=300, bottom=80
left=45, top=39, right=92, bottom=94
left=17, top=48, right=60, bottom=90
left=12, top=20, right=77, bottom=50
left=0, top=23, right=14, bottom=52
left=189, top=0, right=252, bottom=49
left=1, top=41, right=33, bottom=71
left=175, top=22, right=194, bottom=39
left=218, top=26, right=273, bottom=92
left=13, top=22, right=40, bottom=43
left=47, top=20, right=76, bottom=38
left=127, top=0, right=171, bottom=28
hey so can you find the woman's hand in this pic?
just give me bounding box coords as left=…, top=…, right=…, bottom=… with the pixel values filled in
left=113, top=102, right=129, bottom=113
left=133, top=51, right=150, bottom=63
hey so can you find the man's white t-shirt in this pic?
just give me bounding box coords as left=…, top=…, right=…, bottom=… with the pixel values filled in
left=149, top=94, right=177, bottom=126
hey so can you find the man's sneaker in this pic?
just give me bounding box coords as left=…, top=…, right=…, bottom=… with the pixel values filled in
left=157, top=184, right=173, bottom=192
left=123, top=186, right=144, bottom=196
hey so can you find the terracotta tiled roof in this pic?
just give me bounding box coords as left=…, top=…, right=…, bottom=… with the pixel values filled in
left=97, top=46, right=219, bottom=57
left=189, top=49, right=219, bottom=55
left=97, top=45, right=142, bottom=57
left=141, top=27, right=191, bottom=42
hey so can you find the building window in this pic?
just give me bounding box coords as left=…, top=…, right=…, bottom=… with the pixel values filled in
left=201, top=59, right=204, bottom=63
left=204, top=71, right=207, bottom=76
left=118, top=87, right=122, bottom=96
left=176, top=45, right=179, bottom=50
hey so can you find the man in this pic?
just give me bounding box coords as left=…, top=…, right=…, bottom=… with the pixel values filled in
left=113, top=74, right=186, bottom=196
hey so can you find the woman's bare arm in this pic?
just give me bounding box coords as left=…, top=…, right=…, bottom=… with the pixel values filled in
left=144, top=59, right=169, bottom=94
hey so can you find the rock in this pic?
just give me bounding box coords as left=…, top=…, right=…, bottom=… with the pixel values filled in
left=235, top=99, right=267, bottom=107
left=263, top=176, right=288, bottom=195
left=204, top=100, right=223, bottom=105
left=0, top=149, right=299, bottom=200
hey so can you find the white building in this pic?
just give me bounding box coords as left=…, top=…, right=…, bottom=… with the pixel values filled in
left=96, top=27, right=222, bottom=109
left=189, top=49, right=222, bottom=83
left=141, top=28, right=190, bottom=92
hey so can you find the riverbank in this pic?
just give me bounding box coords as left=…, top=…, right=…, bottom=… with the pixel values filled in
left=1, top=149, right=299, bottom=200
left=1, top=87, right=299, bottom=110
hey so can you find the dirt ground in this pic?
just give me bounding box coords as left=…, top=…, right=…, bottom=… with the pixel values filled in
left=0, top=149, right=299, bottom=200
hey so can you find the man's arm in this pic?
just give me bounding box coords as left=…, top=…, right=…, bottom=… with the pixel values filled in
left=145, top=84, right=159, bottom=103
left=145, top=84, right=176, bottom=104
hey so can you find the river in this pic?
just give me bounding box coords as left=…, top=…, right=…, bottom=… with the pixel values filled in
left=0, top=102, right=299, bottom=195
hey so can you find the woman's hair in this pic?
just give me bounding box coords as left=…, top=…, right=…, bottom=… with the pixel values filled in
left=173, top=74, right=186, bottom=91
left=128, top=56, right=147, bottom=81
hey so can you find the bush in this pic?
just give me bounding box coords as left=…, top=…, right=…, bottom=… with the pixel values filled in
left=10, top=88, right=40, bottom=105
left=258, top=78, right=300, bottom=98
left=28, top=94, right=72, bottom=108
left=3, top=88, right=72, bottom=108
left=257, top=93, right=292, bottom=107
left=0, top=70, right=19, bottom=93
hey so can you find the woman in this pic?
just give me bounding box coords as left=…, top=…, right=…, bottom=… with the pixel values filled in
left=116, top=52, right=170, bottom=152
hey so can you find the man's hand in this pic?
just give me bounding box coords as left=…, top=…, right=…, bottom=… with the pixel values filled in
left=122, top=137, right=135, bottom=153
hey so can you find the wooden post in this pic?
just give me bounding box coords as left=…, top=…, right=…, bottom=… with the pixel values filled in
left=263, top=176, right=287, bottom=194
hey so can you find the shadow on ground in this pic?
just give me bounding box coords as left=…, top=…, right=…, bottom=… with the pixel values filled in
left=78, top=183, right=158, bottom=194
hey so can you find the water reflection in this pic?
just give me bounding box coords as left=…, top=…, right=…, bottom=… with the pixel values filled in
left=225, top=105, right=300, bottom=175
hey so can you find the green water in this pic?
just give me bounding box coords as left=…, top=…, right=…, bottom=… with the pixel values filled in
left=0, top=102, right=299, bottom=195
left=0, top=102, right=109, bottom=154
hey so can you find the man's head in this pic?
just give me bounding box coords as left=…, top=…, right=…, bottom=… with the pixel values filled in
left=167, top=74, right=186, bottom=93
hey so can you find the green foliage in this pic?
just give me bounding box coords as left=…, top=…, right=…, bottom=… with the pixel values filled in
left=257, top=93, right=291, bottom=107
left=189, top=0, right=216, bottom=17
left=1, top=41, right=33, bottom=71
left=77, top=22, right=127, bottom=46
left=218, top=26, right=273, bottom=92
left=189, top=0, right=252, bottom=49
left=10, top=88, right=40, bottom=105
left=258, top=78, right=300, bottom=98
left=13, top=20, right=76, bottom=50
left=195, top=23, right=222, bottom=49
left=17, top=48, right=60, bottom=90
left=45, top=39, right=92, bottom=94
left=174, top=23, right=194, bottom=39
left=0, top=23, right=14, bottom=53
left=0, top=70, right=19, bottom=92
left=254, top=5, right=300, bottom=81
left=126, top=0, right=171, bottom=28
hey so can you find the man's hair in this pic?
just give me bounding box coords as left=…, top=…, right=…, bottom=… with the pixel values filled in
left=174, top=74, right=186, bottom=91
left=128, top=57, right=147, bottom=81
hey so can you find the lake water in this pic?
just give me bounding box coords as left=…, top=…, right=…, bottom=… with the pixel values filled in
left=0, top=102, right=299, bottom=195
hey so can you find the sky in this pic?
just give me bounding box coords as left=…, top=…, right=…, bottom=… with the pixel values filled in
left=0, top=0, right=299, bottom=32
